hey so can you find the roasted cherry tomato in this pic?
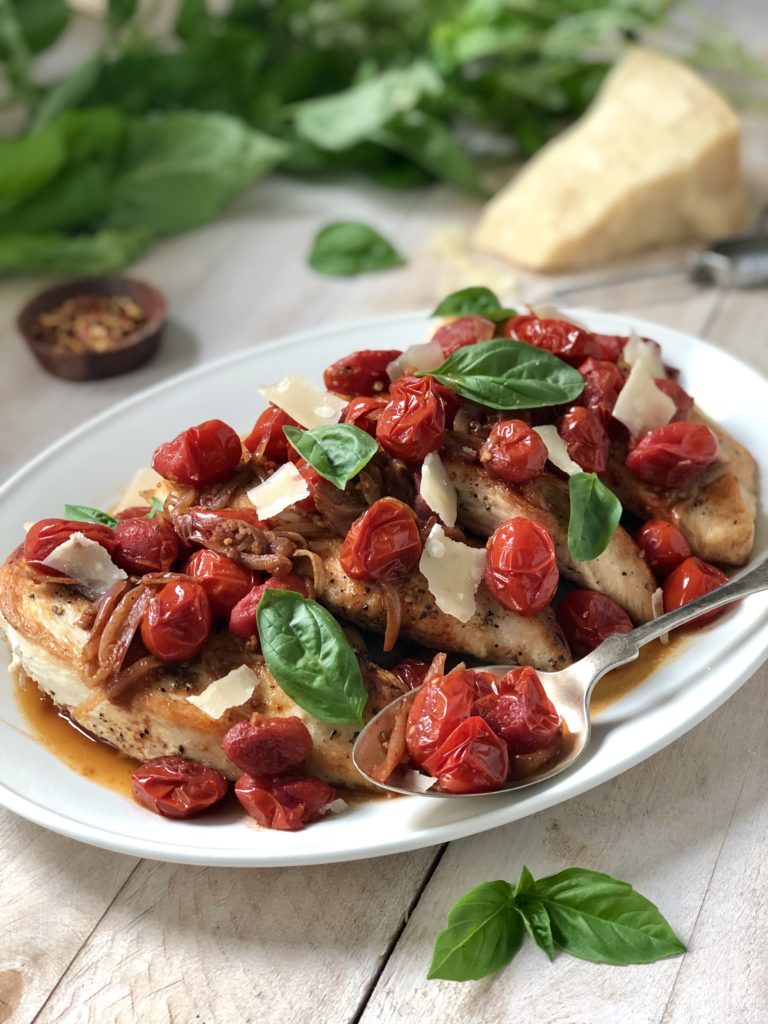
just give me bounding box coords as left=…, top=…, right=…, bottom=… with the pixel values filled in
left=655, top=378, right=693, bottom=421
left=405, top=668, right=476, bottom=767
left=431, top=379, right=462, bottom=428
left=473, top=666, right=560, bottom=755
left=592, top=333, right=627, bottom=362
left=183, top=549, right=256, bottom=619
left=24, top=518, right=117, bottom=574
left=244, top=404, right=298, bottom=462
left=424, top=716, right=509, bottom=793
left=432, top=316, right=495, bottom=357
left=557, top=406, right=609, bottom=474
left=131, top=756, right=228, bottom=819
left=663, top=556, right=728, bottom=626
left=235, top=773, right=335, bottom=831
left=113, top=517, right=179, bottom=576
left=293, top=457, right=322, bottom=512
left=140, top=580, right=212, bottom=661
left=343, top=395, right=387, bottom=437
left=115, top=505, right=153, bottom=521
left=323, top=349, right=401, bottom=397
left=578, top=357, right=625, bottom=423
left=223, top=716, right=313, bottom=776
left=340, top=497, right=421, bottom=583
left=228, top=573, right=309, bottom=639
left=484, top=518, right=558, bottom=616
left=480, top=419, right=548, bottom=484
left=625, top=422, right=718, bottom=489
left=505, top=316, right=607, bottom=366
left=391, top=658, right=431, bottom=690
left=555, top=590, right=633, bottom=658
left=376, top=376, right=445, bottom=462
left=152, top=419, right=242, bottom=488
left=635, top=519, right=692, bottom=579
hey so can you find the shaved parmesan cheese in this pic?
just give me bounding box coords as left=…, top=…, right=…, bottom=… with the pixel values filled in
left=651, top=587, right=669, bottom=645
left=322, top=797, right=350, bottom=815
left=247, top=462, right=309, bottom=520
left=114, top=466, right=169, bottom=513
left=403, top=769, right=438, bottom=792
left=419, top=524, right=485, bottom=623
left=41, top=533, right=127, bottom=597
left=623, top=330, right=666, bottom=379
left=533, top=425, right=582, bottom=477
left=529, top=305, right=589, bottom=331
left=260, top=374, right=345, bottom=429
left=420, top=452, right=457, bottom=527
left=387, top=340, right=444, bottom=382
left=612, top=361, right=676, bottom=439
left=188, top=665, right=258, bottom=719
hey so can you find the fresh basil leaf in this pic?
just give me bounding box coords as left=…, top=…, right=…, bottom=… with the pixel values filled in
left=257, top=589, right=367, bottom=726
left=431, top=286, right=515, bottom=321
left=567, top=472, right=622, bottom=561
left=513, top=866, right=554, bottom=960
left=108, top=0, right=137, bottom=28
left=64, top=504, right=118, bottom=528
left=533, top=868, right=686, bottom=965
left=0, top=123, right=65, bottom=215
left=428, top=881, right=524, bottom=982
left=424, top=338, right=584, bottom=410
left=31, top=57, right=103, bottom=132
left=12, top=0, right=69, bottom=55
left=0, top=227, right=152, bottom=274
left=145, top=497, right=164, bottom=519
left=309, top=221, right=405, bottom=277
left=377, top=111, right=487, bottom=195
left=284, top=424, right=377, bottom=490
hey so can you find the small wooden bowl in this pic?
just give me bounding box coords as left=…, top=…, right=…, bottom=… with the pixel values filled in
left=17, top=276, right=167, bottom=381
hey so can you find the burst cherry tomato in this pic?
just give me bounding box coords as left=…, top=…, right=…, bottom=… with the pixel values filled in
left=424, top=716, right=509, bottom=793
left=484, top=518, right=558, bottom=616
left=557, top=406, right=609, bottom=473
left=405, top=668, right=476, bottom=767
left=432, top=316, right=495, bottom=356
left=131, top=756, right=228, bottom=819
left=223, top=716, right=313, bottom=776
left=115, top=505, right=153, bottom=521
left=228, top=573, right=309, bottom=639
left=323, top=349, right=401, bottom=397
left=592, top=333, right=627, bottom=362
left=663, top=556, right=728, bottom=626
left=480, top=419, right=548, bottom=484
left=625, top=422, right=718, bottom=489
left=391, top=658, right=431, bottom=690
left=655, top=378, right=693, bottom=421
left=376, top=376, right=445, bottom=462
left=555, top=590, right=633, bottom=658
left=293, top=458, right=322, bottom=512
left=235, top=773, right=335, bottom=830
left=244, top=405, right=298, bottom=462
left=24, top=518, right=117, bottom=574
left=113, top=517, right=179, bottom=576
left=183, top=549, right=256, bottom=619
left=431, top=379, right=462, bottom=428
left=578, top=358, right=625, bottom=423
left=340, top=497, right=421, bottom=582
left=343, top=395, right=387, bottom=437
left=140, top=580, right=212, bottom=661
left=473, top=666, right=560, bottom=755
left=152, top=419, right=242, bottom=488
left=505, top=316, right=607, bottom=366
left=635, top=519, right=691, bottom=579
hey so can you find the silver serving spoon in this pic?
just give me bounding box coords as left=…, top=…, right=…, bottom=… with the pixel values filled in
left=353, top=555, right=768, bottom=797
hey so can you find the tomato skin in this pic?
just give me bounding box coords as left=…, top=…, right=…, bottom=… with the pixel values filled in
left=391, top=658, right=431, bottom=690
left=578, top=358, right=625, bottom=423
left=432, top=316, right=495, bottom=357
left=425, top=716, right=509, bottom=793
left=635, top=519, right=692, bottom=579
left=663, top=556, right=728, bottom=626
left=473, top=666, right=560, bottom=755
left=343, top=395, right=387, bottom=437
left=183, top=549, right=256, bottom=619
left=113, top=517, right=179, bottom=576
left=557, top=406, right=609, bottom=473
left=24, top=518, right=117, bottom=574
left=555, top=590, right=633, bottom=658
left=152, top=419, right=242, bottom=488
left=131, top=756, right=228, bottom=819
left=293, top=458, right=322, bottom=512
left=625, top=422, right=718, bottom=488
left=376, top=376, right=445, bottom=462
left=223, top=716, right=313, bottom=776
left=592, top=333, right=627, bottom=362
left=654, top=377, right=693, bottom=422
left=340, top=497, right=422, bottom=583
left=505, top=316, right=607, bottom=366
left=484, top=518, right=558, bottom=616
left=235, top=773, right=335, bottom=831
left=480, top=419, right=548, bottom=484
left=115, top=505, right=153, bottom=521
left=431, top=379, right=462, bottom=428
left=323, top=349, right=401, bottom=397
left=140, top=581, right=212, bottom=661
left=228, top=573, right=308, bottom=639
left=405, top=668, right=476, bottom=767
left=244, top=405, right=298, bottom=462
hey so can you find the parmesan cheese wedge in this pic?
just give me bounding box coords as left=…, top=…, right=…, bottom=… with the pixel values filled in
left=419, top=524, right=486, bottom=623
left=246, top=462, right=309, bottom=519
left=419, top=452, right=457, bottom=527
left=260, top=374, right=345, bottom=429
left=475, top=49, right=745, bottom=270
left=187, top=665, right=258, bottom=719
left=533, top=425, right=582, bottom=477
left=41, top=533, right=127, bottom=597
left=612, top=361, right=676, bottom=439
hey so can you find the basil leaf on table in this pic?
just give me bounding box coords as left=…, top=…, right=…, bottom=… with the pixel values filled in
left=309, top=221, right=405, bottom=277
left=256, top=589, right=367, bottom=726
left=423, top=338, right=585, bottom=410
left=431, top=286, right=516, bottom=321
left=428, top=881, right=524, bottom=982
left=513, top=866, right=554, bottom=960
left=284, top=424, right=377, bottom=490
left=567, top=472, right=622, bottom=561
left=64, top=504, right=118, bottom=528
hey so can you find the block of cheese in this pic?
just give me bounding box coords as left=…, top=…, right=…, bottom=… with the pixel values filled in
left=474, top=48, right=745, bottom=271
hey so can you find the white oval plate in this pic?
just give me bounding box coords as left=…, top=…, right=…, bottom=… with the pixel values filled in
left=1, top=310, right=766, bottom=867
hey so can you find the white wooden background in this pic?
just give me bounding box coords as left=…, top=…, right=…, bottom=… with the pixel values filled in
left=1, top=6, right=768, bottom=1023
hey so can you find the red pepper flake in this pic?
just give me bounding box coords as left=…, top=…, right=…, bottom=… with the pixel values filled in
left=32, top=294, right=147, bottom=355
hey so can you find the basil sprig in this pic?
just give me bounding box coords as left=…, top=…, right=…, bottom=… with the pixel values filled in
left=257, top=589, right=367, bottom=725
left=422, top=338, right=585, bottom=410
left=146, top=496, right=164, bottom=518
left=284, top=423, right=378, bottom=491
left=567, top=472, right=622, bottom=561
left=429, top=865, right=685, bottom=982
left=64, top=504, right=118, bottom=528
left=431, top=286, right=516, bottom=322
left=309, top=221, right=405, bottom=276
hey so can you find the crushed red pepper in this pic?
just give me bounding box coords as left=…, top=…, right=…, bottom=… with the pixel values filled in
left=31, top=294, right=147, bottom=355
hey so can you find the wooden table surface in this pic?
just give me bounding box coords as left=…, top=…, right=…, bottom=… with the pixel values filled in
left=2, top=20, right=768, bottom=1024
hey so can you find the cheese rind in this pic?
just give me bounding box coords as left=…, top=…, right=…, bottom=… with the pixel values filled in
left=260, top=374, right=345, bottom=429
left=418, top=524, right=485, bottom=623
left=41, top=533, right=127, bottom=597
left=187, top=665, right=258, bottom=719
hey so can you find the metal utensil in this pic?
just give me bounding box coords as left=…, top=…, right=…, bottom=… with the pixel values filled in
left=353, top=555, right=768, bottom=798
